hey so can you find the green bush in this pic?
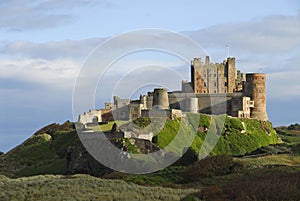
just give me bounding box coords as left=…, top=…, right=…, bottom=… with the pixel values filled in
left=173, top=147, right=198, bottom=166
left=133, top=117, right=151, bottom=128
left=288, top=123, right=300, bottom=130
left=181, top=195, right=199, bottom=201
left=181, top=155, right=234, bottom=181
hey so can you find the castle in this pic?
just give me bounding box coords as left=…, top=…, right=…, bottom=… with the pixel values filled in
left=78, top=56, right=268, bottom=125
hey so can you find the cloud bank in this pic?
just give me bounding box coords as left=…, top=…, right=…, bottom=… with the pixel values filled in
left=1, top=12, right=299, bottom=99
left=0, top=12, right=299, bottom=148
left=0, top=0, right=111, bottom=31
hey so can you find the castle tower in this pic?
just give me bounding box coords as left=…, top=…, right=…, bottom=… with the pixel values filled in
left=191, top=58, right=206, bottom=93
left=152, top=88, right=169, bottom=109
left=244, top=73, right=268, bottom=121
left=225, top=57, right=236, bottom=93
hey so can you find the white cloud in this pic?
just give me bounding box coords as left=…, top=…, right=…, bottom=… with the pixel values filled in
left=0, top=58, right=80, bottom=89
left=0, top=0, right=112, bottom=31
left=0, top=38, right=104, bottom=60
left=268, top=70, right=300, bottom=99
left=186, top=12, right=300, bottom=55
left=1, top=12, right=299, bottom=102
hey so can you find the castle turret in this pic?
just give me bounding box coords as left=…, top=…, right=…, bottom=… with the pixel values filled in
left=152, top=88, right=169, bottom=109
left=244, top=73, right=268, bottom=121
left=184, top=98, right=198, bottom=113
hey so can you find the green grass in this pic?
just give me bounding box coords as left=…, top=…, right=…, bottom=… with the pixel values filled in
left=124, top=139, right=139, bottom=154
left=157, top=118, right=181, bottom=149
left=235, top=154, right=300, bottom=168
left=0, top=115, right=286, bottom=179
left=156, top=114, right=280, bottom=157
left=0, top=128, right=78, bottom=177
left=0, top=174, right=197, bottom=201
left=125, top=166, right=185, bottom=186
left=17, top=159, right=67, bottom=176
left=88, top=121, right=129, bottom=132
left=276, top=128, right=300, bottom=145
left=86, top=115, right=281, bottom=158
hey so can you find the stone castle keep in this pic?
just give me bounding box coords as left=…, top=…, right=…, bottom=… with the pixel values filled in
left=78, top=56, right=268, bottom=125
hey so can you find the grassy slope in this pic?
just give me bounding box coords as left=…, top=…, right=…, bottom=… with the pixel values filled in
left=0, top=126, right=78, bottom=177
left=0, top=120, right=299, bottom=200
left=0, top=174, right=196, bottom=201
left=0, top=114, right=281, bottom=177
left=157, top=114, right=280, bottom=157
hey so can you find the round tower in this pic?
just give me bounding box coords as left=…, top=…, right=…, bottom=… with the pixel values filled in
left=185, top=98, right=198, bottom=113
left=244, top=73, right=268, bottom=121
left=152, top=88, right=169, bottom=110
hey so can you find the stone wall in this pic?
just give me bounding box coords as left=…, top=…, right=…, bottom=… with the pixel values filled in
left=78, top=110, right=102, bottom=125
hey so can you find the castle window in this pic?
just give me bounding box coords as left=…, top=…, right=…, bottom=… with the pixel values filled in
left=204, top=90, right=206, bottom=93
left=214, top=82, right=217, bottom=87
left=225, top=82, right=228, bottom=86
left=214, top=74, right=216, bottom=77
left=214, top=90, right=217, bottom=93
left=204, top=82, right=207, bottom=87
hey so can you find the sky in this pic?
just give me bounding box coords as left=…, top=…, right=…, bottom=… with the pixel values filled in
left=0, top=0, right=300, bottom=152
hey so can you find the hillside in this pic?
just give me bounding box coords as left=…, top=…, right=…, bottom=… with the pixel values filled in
left=0, top=174, right=196, bottom=201
left=156, top=114, right=280, bottom=156
left=0, top=119, right=299, bottom=200
left=0, top=114, right=281, bottom=177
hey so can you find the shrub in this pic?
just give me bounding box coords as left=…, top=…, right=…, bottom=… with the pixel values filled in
left=181, top=155, right=234, bottom=181
left=133, top=117, right=151, bottom=128
left=173, top=147, right=198, bottom=166
left=288, top=123, right=300, bottom=130
left=181, top=194, right=199, bottom=201
left=193, top=172, right=300, bottom=201
left=102, top=171, right=128, bottom=180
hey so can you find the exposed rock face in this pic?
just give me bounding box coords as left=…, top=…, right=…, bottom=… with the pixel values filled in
left=132, top=139, right=160, bottom=154
left=66, top=139, right=113, bottom=177
left=65, top=137, right=160, bottom=176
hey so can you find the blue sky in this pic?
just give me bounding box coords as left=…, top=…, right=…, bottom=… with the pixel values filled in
left=0, top=0, right=300, bottom=152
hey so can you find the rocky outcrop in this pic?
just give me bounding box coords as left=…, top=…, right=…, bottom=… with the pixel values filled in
left=66, top=139, right=113, bottom=177
left=65, top=137, right=160, bottom=176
